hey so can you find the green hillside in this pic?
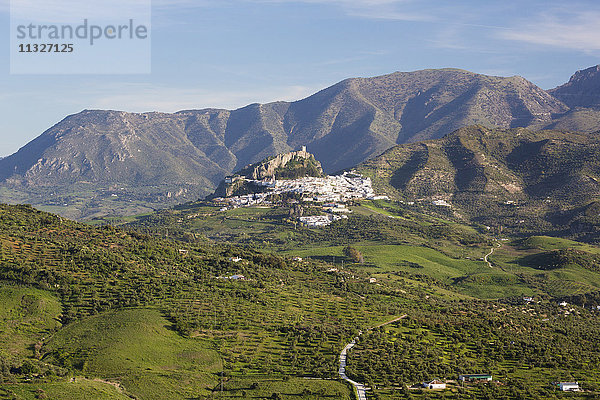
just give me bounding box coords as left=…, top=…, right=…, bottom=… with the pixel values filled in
left=0, top=204, right=392, bottom=398
left=120, top=198, right=600, bottom=300
left=3, top=204, right=600, bottom=399
left=356, top=126, right=600, bottom=243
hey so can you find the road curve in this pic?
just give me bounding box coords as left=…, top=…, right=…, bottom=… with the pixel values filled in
left=339, top=315, right=407, bottom=400
left=483, top=242, right=502, bottom=268
left=339, top=335, right=368, bottom=400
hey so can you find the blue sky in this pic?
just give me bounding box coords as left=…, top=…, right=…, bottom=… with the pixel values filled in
left=1, top=0, right=599, bottom=156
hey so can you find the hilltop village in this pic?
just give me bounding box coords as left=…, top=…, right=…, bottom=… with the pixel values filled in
left=210, top=148, right=388, bottom=226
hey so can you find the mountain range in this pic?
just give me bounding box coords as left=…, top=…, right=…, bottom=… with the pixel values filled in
left=2, top=65, right=600, bottom=219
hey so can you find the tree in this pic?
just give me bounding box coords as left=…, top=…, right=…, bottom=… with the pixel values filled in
left=20, top=360, right=39, bottom=375
left=344, top=246, right=364, bottom=263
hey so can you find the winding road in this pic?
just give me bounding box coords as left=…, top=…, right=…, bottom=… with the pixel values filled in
left=339, top=337, right=368, bottom=400
left=483, top=242, right=502, bottom=268
left=339, top=315, right=407, bottom=400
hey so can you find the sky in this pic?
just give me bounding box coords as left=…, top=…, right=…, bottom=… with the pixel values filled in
left=1, top=0, right=599, bottom=156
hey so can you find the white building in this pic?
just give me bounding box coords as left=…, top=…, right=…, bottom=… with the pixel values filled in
left=432, top=199, right=451, bottom=207
left=423, top=380, right=446, bottom=390
left=298, top=214, right=347, bottom=227
left=559, top=382, right=579, bottom=391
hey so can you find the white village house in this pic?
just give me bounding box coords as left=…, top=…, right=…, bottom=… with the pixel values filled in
left=423, top=380, right=446, bottom=390
left=559, top=382, right=579, bottom=392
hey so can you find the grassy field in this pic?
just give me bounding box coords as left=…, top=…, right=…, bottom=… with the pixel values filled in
left=0, top=285, right=61, bottom=359
left=220, top=376, right=353, bottom=399
left=44, top=308, right=222, bottom=400
left=1, top=378, right=131, bottom=400
left=121, top=200, right=600, bottom=300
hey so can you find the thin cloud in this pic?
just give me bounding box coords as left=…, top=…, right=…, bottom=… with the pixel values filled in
left=152, top=0, right=432, bottom=21
left=499, top=11, right=600, bottom=52
left=89, top=84, right=320, bottom=113
left=270, top=0, right=433, bottom=21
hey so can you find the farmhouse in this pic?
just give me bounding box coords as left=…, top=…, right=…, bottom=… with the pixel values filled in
left=423, top=380, right=446, bottom=390
left=459, top=374, right=492, bottom=383
left=559, top=382, right=579, bottom=391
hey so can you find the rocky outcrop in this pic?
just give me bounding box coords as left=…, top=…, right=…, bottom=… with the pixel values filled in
left=211, top=148, right=324, bottom=198
left=241, top=147, right=324, bottom=180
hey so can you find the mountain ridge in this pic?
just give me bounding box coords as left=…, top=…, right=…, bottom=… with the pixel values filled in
left=0, top=66, right=596, bottom=219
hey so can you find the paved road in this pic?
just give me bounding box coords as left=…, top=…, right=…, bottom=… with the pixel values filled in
left=338, top=315, right=407, bottom=400
left=339, top=336, right=368, bottom=400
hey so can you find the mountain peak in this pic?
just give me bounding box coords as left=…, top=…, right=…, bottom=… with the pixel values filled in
left=548, top=65, right=600, bottom=108
left=569, top=65, right=600, bottom=82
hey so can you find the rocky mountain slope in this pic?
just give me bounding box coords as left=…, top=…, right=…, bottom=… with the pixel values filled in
left=356, top=125, right=600, bottom=242
left=533, top=65, right=600, bottom=135
left=548, top=65, right=600, bottom=108
left=1, top=66, right=597, bottom=219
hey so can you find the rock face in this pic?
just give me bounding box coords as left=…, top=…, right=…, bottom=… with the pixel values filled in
left=549, top=65, right=600, bottom=108
left=0, top=66, right=596, bottom=219
left=239, top=147, right=324, bottom=180
left=212, top=148, right=323, bottom=198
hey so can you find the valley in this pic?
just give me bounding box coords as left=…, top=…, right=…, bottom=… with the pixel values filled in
left=2, top=65, right=600, bottom=399
left=2, top=202, right=600, bottom=399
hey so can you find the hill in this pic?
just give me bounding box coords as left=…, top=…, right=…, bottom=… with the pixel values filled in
left=123, top=196, right=600, bottom=299
left=4, top=204, right=600, bottom=398
left=0, top=203, right=394, bottom=398
left=356, top=126, right=600, bottom=242
left=0, top=68, right=572, bottom=219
